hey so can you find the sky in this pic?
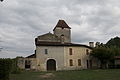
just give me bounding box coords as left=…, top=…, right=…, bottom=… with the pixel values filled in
left=0, top=0, right=120, bottom=58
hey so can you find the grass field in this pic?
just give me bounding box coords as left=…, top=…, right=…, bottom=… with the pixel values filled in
left=10, top=69, right=120, bottom=80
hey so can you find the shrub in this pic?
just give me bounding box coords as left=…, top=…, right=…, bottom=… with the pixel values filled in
left=0, top=58, right=21, bottom=80
left=11, top=58, right=21, bottom=74
left=0, top=59, right=12, bottom=80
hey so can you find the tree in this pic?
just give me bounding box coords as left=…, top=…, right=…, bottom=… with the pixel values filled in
left=91, top=47, right=114, bottom=69
left=106, top=36, right=120, bottom=48
left=105, top=36, right=120, bottom=56
left=109, top=46, right=120, bottom=56
left=0, top=59, right=13, bottom=80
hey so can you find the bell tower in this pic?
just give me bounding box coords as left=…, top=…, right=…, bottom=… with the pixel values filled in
left=53, top=20, right=71, bottom=43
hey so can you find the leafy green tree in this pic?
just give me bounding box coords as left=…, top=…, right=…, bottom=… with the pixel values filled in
left=109, top=46, right=120, bottom=56
left=91, top=47, right=114, bottom=69
left=105, top=36, right=120, bottom=56
left=0, top=59, right=12, bottom=80
left=0, top=58, right=21, bottom=80
left=106, top=36, right=120, bottom=48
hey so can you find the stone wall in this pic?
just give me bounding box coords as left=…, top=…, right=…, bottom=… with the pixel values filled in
left=64, top=47, right=92, bottom=70
left=17, top=58, right=37, bottom=70
left=36, top=45, right=93, bottom=71
left=54, top=27, right=71, bottom=43
left=36, top=46, right=65, bottom=71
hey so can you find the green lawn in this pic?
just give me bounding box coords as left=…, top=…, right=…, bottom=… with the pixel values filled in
left=10, top=69, right=120, bottom=80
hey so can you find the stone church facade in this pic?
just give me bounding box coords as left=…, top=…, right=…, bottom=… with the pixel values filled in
left=18, top=20, right=99, bottom=71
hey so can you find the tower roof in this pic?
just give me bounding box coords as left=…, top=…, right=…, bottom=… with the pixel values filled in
left=53, top=20, right=71, bottom=31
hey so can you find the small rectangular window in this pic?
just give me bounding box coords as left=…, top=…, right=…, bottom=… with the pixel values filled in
left=78, top=59, right=81, bottom=66
left=45, top=49, right=48, bottom=54
left=86, top=49, right=89, bottom=55
left=25, top=60, right=31, bottom=65
left=69, top=48, right=72, bottom=55
left=69, top=59, right=73, bottom=66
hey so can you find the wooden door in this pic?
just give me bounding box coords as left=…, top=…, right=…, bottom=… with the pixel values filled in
left=47, top=59, right=56, bottom=71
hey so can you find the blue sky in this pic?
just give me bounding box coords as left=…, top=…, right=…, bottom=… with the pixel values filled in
left=0, top=0, right=120, bottom=58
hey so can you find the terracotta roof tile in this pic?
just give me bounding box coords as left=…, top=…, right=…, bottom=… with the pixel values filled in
left=53, top=20, right=71, bottom=31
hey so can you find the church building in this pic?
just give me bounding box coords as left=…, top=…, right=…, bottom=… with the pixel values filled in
left=18, top=20, right=98, bottom=71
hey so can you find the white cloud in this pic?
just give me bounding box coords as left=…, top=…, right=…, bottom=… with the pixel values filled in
left=0, top=0, right=120, bottom=58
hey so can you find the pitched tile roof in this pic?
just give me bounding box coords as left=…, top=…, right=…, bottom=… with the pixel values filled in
left=38, top=32, right=53, bottom=37
left=36, top=41, right=92, bottom=49
left=26, top=54, right=36, bottom=58
left=53, top=20, right=71, bottom=31
left=35, top=32, right=61, bottom=43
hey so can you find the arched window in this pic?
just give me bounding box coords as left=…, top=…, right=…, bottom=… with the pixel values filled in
left=61, top=34, right=64, bottom=42
left=61, top=34, right=64, bottom=36
left=86, top=49, right=89, bottom=55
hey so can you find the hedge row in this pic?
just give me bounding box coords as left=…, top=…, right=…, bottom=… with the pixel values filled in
left=0, top=59, right=12, bottom=80
left=0, top=58, right=20, bottom=80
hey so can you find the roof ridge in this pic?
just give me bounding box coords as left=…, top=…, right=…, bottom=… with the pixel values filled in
left=38, top=32, right=53, bottom=37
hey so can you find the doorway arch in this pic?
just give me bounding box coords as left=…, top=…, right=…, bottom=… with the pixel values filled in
left=47, top=59, right=56, bottom=71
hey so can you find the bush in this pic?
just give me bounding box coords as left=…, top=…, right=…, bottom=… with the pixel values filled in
left=11, top=59, right=21, bottom=74
left=0, top=59, right=12, bottom=80
left=0, top=58, right=21, bottom=80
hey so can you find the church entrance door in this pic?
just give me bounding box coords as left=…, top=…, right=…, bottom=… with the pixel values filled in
left=47, top=59, right=56, bottom=71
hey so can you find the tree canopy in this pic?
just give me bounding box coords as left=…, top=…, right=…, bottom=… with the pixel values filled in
left=91, top=36, right=120, bottom=69
left=105, top=36, right=120, bottom=56
left=106, top=36, right=120, bottom=48
left=91, top=47, right=114, bottom=68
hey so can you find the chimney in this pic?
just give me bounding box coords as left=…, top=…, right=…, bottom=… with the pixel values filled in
left=89, top=42, right=94, bottom=47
